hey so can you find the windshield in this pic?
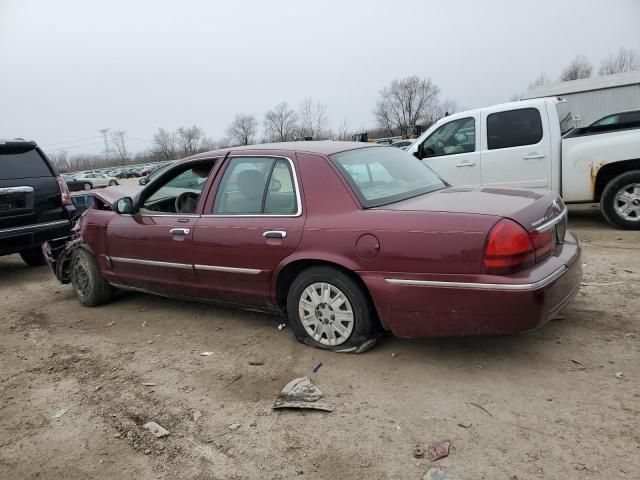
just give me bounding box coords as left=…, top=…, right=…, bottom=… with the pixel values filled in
left=330, top=147, right=446, bottom=208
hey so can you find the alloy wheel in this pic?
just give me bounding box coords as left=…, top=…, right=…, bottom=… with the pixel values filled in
left=298, top=282, right=355, bottom=346
left=614, top=183, right=640, bottom=222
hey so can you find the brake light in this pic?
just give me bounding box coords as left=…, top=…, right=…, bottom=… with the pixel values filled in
left=56, top=176, right=73, bottom=206
left=483, top=219, right=535, bottom=274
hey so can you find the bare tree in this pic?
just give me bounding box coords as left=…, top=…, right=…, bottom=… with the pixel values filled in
left=177, top=125, right=205, bottom=157
left=373, top=76, right=441, bottom=135
left=110, top=130, right=128, bottom=164
left=298, top=97, right=329, bottom=139
left=560, top=55, right=593, bottom=81
left=599, top=47, right=640, bottom=75
left=528, top=73, right=550, bottom=90
left=336, top=118, right=350, bottom=141
left=226, top=114, right=258, bottom=146
left=263, top=102, right=298, bottom=142
left=152, top=128, right=178, bottom=160
left=48, top=150, right=69, bottom=172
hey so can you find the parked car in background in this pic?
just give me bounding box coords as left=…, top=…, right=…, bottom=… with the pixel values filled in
left=0, top=139, right=74, bottom=266
left=74, top=172, right=119, bottom=188
left=389, top=140, right=414, bottom=150
left=407, top=97, right=640, bottom=229
left=139, top=162, right=174, bottom=185
left=62, top=174, right=93, bottom=191
left=45, top=142, right=581, bottom=352
left=589, top=109, right=640, bottom=127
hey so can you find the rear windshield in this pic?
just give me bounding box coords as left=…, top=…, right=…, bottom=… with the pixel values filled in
left=0, top=148, right=52, bottom=180
left=555, top=101, right=574, bottom=135
left=330, top=147, right=446, bottom=208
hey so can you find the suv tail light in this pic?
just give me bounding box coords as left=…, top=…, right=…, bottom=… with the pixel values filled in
left=56, top=176, right=73, bottom=206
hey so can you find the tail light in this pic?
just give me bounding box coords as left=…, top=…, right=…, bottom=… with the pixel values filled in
left=56, top=176, right=73, bottom=206
left=483, top=219, right=556, bottom=274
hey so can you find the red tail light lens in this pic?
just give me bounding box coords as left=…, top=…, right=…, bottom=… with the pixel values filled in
left=56, top=176, right=73, bottom=206
left=483, top=219, right=535, bottom=274
left=530, top=228, right=554, bottom=262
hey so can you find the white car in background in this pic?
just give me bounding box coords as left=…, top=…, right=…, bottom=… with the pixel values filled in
left=74, top=172, right=119, bottom=188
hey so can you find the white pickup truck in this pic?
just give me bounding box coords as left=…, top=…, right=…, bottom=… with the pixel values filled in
left=407, top=97, right=640, bottom=229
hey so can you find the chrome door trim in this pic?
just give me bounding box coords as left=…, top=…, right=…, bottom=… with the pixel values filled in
left=169, top=228, right=191, bottom=235
left=0, top=186, right=34, bottom=194
left=534, top=207, right=567, bottom=233
left=0, top=219, right=70, bottom=235
left=385, top=265, right=567, bottom=291
left=109, top=256, right=193, bottom=270
left=194, top=264, right=261, bottom=274
left=202, top=155, right=303, bottom=218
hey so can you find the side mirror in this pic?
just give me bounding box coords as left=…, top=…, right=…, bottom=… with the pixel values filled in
left=114, top=197, right=134, bottom=214
left=413, top=143, right=424, bottom=160
left=139, top=177, right=148, bottom=185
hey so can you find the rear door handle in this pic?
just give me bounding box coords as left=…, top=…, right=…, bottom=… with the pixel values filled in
left=523, top=154, right=545, bottom=160
left=456, top=161, right=476, bottom=167
left=170, top=228, right=190, bottom=235
left=263, top=230, right=287, bottom=239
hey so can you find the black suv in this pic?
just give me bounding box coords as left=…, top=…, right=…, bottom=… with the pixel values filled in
left=0, top=139, right=75, bottom=266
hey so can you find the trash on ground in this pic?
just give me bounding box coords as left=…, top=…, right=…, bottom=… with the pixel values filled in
left=105, top=321, right=115, bottom=327
left=312, top=362, right=322, bottom=373
left=615, top=372, right=624, bottom=379
left=457, top=421, right=471, bottom=428
left=424, top=467, right=459, bottom=480
left=141, top=382, right=157, bottom=386
left=624, top=269, right=633, bottom=273
left=248, top=359, right=264, bottom=366
left=277, top=323, right=286, bottom=330
left=427, top=441, right=450, bottom=462
left=193, top=410, right=202, bottom=422
left=52, top=407, right=70, bottom=418
left=228, top=423, right=241, bottom=431
left=200, top=351, right=213, bottom=356
left=143, top=421, right=170, bottom=438
left=413, top=446, right=425, bottom=459
left=273, top=376, right=334, bottom=412
left=569, top=359, right=584, bottom=366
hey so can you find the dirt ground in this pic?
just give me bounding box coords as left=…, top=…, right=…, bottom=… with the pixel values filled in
left=1, top=205, right=638, bottom=480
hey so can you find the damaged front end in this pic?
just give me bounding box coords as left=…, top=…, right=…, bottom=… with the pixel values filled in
left=41, top=219, right=85, bottom=284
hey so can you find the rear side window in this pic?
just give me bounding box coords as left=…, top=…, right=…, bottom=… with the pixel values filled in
left=487, top=108, right=543, bottom=150
left=0, top=149, right=52, bottom=180
left=555, top=101, right=574, bottom=135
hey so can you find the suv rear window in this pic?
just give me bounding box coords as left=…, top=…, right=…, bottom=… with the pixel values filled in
left=0, top=149, right=52, bottom=180
left=487, top=108, right=543, bottom=150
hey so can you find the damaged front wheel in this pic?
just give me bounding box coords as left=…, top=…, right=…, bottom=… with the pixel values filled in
left=71, top=248, right=114, bottom=307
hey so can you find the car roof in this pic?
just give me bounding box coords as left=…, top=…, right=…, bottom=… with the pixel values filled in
left=189, top=141, right=382, bottom=160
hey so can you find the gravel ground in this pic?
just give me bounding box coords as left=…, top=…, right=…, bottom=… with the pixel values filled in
left=0, top=205, right=638, bottom=480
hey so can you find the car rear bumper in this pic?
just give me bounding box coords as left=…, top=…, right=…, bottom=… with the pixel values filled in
left=0, top=218, right=72, bottom=256
left=360, top=231, right=582, bottom=337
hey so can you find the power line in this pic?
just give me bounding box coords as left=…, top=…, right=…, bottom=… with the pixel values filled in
left=41, top=136, right=102, bottom=147
left=44, top=142, right=103, bottom=151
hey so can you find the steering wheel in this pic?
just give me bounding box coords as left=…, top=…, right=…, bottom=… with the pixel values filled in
left=436, top=139, right=446, bottom=151
left=175, top=191, right=200, bottom=214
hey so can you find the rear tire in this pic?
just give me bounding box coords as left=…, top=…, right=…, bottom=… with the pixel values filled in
left=600, top=170, right=640, bottom=230
left=83, top=182, right=91, bottom=190
left=20, top=248, right=46, bottom=266
left=286, top=266, right=379, bottom=353
left=108, top=180, right=117, bottom=186
left=71, top=248, right=113, bottom=307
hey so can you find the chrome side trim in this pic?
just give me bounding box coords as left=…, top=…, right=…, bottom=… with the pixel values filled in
left=109, top=256, right=193, bottom=270
left=194, top=264, right=261, bottom=274
left=0, top=219, right=70, bottom=235
left=0, top=186, right=34, bottom=194
left=535, top=207, right=567, bottom=233
left=385, top=265, right=568, bottom=291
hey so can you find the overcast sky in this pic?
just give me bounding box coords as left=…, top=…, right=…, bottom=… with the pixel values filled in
left=1, top=0, right=639, bottom=156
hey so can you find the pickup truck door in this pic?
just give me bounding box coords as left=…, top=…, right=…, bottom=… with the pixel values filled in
left=480, top=105, right=552, bottom=189
left=415, top=114, right=481, bottom=187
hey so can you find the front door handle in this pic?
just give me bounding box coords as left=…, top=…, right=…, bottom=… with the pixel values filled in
left=456, top=161, right=476, bottom=167
left=263, top=230, right=287, bottom=239
left=170, top=228, right=190, bottom=236
left=523, top=153, right=545, bottom=160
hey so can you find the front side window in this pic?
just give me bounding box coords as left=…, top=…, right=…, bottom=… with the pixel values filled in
left=487, top=108, right=543, bottom=149
left=141, top=162, right=214, bottom=214
left=420, top=117, right=476, bottom=157
left=213, top=157, right=298, bottom=215
left=330, top=147, right=446, bottom=208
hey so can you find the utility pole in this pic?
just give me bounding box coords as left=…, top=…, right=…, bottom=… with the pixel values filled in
left=99, top=128, right=111, bottom=161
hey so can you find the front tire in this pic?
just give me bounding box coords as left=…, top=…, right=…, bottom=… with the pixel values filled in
left=20, top=247, right=46, bottom=266
left=286, top=266, right=379, bottom=353
left=108, top=180, right=118, bottom=186
left=601, top=170, right=640, bottom=229
left=83, top=182, right=91, bottom=191
left=71, top=248, right=113, bottom=307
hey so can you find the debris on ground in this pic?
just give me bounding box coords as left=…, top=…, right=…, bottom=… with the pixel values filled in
left=224, top=374, right=242, bottom=388
left=248, top=359, right=264, bottom=366
left=457, top=422, right=471, bottom=429
left=624, top=269, right=633, bottom=273
left=141, top=382, right=157, bottom=387
left=143, top=421, right=169, bottom=438
left=424, top=467, right=459, bottom=480
left=273, top=376, right=334, bottom=412
left=228, top=423, right=241, bottom=431
left=427, top=441, right=450, bottom=462
left=312, top=362, right=322, bottom=373
left=413, top=446, right=425, bottom=459
left=193, top=410, right=202, bottom=422
left=200, top=352, right=213, bottom=357
left=615, top=372, right=624, bottom=379
left=52, top=407, right=70, bottom=418
left=391, top=352, right=398, bottom=358
left=105, top=321, right=115, bottom=327
left=277, top=323, right=286, bottom=330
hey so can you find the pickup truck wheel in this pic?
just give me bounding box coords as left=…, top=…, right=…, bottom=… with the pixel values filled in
left=83, top=182, right=91, bottom=191
left=20, top=248, right=46, bottom=266
left=286, top=266, right=379, bottom=353
left=71, top=248, right=113, bottom=307
left=601, top=171, right=640, bottom=230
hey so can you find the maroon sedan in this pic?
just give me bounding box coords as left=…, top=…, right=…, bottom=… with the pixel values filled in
left=44, top=142, right=582, bottom=352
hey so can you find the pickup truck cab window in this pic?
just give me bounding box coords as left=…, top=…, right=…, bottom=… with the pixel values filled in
left=213, top=157, right=298, bottom=215
left=487, top=108, right=543, bottom=150
left=421, top=117, right=475, bottom=157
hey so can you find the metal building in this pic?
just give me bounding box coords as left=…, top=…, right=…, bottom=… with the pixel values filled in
left=523, top=70, right=640, bottom=127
